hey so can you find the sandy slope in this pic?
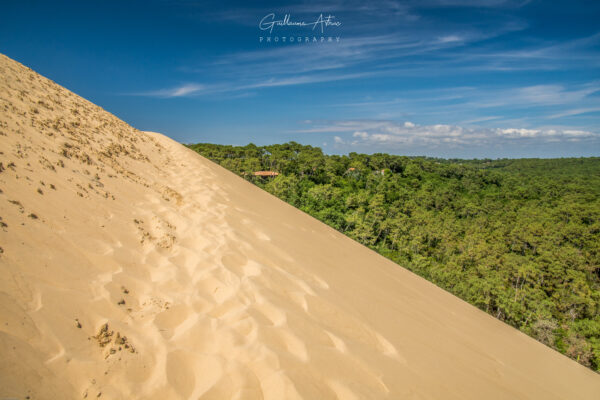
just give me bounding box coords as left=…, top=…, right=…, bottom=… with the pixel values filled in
left=0, top=53, right=598, bottom=400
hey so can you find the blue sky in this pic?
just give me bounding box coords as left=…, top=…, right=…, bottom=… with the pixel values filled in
left=2, top=0, right=599, bottom=158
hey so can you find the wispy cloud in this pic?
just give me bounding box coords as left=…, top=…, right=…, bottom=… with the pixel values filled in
left=415, top=0, right=530, bottom=7
left=437, top=35, right=464, bottom=43
left=137, top=28, right=513, bottom=98
left=134, top=71, right=371, bottom=98
left=546, top=107, right=600, bottom=119
left=326, top=82, right=600, bottom=126
left=454, top=32, right=600, bottom=72
left=461, top=116, right=502, bottom=124
left=139, top=11, right=530, bottom=98
left=140, top=83, right=205, bottom=98
left=514, top=85, right=600, bottom=105
left=135, top=34, right=422, bottom=97
left=239, top=72, right=370, bottom=89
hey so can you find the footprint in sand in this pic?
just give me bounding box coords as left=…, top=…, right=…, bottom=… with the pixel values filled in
left=253, top=297, right=287, bottom=327
left=374, top=332, right=407, bottom=364
left=153, top=304, right=192, bottom=340
left=208, top=297, right=248, bottom=321
left=221, top=252, right=263, bottom=279
left=197, top=269, right=240, bottom=304
left=288, top=291, right=309, bottom=312
left=277, top=329, right=309, bottom=362
left=325, top=330, right=348, bottom=353
left=166, top=350, right=196, bottom=399
left=254, top=230, right=271, bottom=241
left=327, top=380, right=360, bottom=400
left=242, top=261, right=263, bottom=278
left=237, top=318, right=259, bottom=340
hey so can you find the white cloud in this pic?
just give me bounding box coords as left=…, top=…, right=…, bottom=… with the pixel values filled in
left=352, top=131, right=369, bottom=138
left=497, top=128, right=540, bottom=137
left=563, top=129, right=595, bottom=137
left=298, top=119, right=599, bottom=148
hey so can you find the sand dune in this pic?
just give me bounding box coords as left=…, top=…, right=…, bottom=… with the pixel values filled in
left=0, top=53, right=598, bottom=399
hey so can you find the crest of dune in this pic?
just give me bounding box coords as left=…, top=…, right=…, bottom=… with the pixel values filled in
left=0, top=53, right=599, bottom=399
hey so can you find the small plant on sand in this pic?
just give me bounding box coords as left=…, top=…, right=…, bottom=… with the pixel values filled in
left=92, top=323, right=135, bottom=355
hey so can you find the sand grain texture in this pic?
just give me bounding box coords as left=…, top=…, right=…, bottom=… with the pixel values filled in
left=0, top=53, right=599, bottom=399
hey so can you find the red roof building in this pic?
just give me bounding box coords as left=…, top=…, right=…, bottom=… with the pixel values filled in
left=253, top=171, right=279, bottom=177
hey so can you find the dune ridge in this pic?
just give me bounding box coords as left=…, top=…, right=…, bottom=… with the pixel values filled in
left=0, top=53, right=599, bottom=399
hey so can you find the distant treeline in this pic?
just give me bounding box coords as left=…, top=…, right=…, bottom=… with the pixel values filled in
left=188, top=141, right=600, bottom=371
